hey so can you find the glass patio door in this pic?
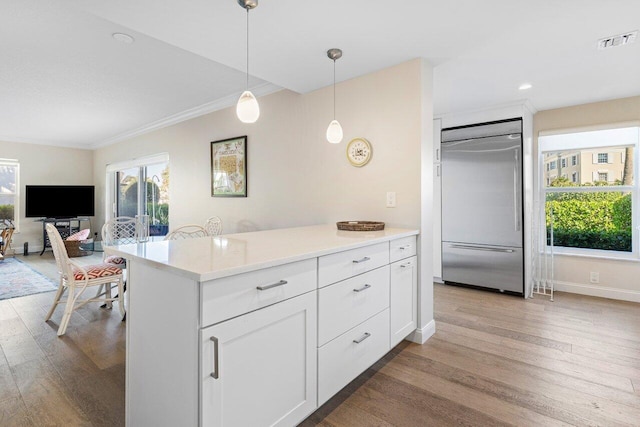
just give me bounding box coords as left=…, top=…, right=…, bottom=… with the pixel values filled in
left=108, top=154, right=169, bottom=237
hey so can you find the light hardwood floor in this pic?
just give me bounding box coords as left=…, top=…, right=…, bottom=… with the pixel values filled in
left=1, top=266, right=639, bottom=426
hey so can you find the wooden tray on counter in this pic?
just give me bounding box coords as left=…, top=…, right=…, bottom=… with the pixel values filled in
left=336, top=221, right=385, bottom=231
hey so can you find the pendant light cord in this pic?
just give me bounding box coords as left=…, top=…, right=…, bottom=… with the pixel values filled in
left=333, top=59, right=336, bottom=120
left=246, top=8, right=250, bottom=90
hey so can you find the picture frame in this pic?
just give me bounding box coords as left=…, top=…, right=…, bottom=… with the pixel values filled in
left=211, top=136, right=247, bottom=197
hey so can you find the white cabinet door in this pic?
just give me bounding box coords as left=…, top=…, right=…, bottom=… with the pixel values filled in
left=201, top=292, right=317, bottom=427
left=390, top=256, right=417, bottom=347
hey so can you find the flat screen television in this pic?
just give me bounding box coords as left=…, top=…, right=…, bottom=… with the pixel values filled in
left=25, top=185, right=95, bottom=218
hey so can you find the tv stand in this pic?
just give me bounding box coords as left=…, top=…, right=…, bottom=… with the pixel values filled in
left=38, top=218, right=91, bottom=255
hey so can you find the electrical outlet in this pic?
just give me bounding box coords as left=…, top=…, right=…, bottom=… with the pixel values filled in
left=590, top=272, right=600, bottom=284
left=386, top=192, right=396, bottom=208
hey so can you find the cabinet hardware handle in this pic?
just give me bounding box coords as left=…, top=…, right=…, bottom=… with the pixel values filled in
left=353, top=284, right=371, bottom=293
left=210, top=336, right=219, bottom=379
left=400, top=262, right=412, bottom=268
left=399, top=245, right=411, bottom=250
left=352, top=257, right=371, bottom=264
left=353, top=332, right=371, bottom=344
left=449, top=244, right=515, bottom=253
left=256, top=280, right=288, bottom=291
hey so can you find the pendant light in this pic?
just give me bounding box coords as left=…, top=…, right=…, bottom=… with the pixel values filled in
left=236, top=0, right=260, bottom=123
left=326, top=48, right=343, bottom=144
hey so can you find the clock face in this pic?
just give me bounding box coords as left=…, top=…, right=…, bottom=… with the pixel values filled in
left=347, top=138, right=372, bottom=167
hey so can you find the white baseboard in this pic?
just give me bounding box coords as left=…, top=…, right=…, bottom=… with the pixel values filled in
left=408, top=319, right=436, bottom=344
left=433, top=276, right=444, bottom=284
left=553, top=280, right=640, bottom=303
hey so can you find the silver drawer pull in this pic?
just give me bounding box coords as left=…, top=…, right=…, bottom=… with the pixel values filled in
left=400, top=262, right=412, bottom=268
left=399, top=245, right=411, bottom=250
left=352, top=257, right=371, bottom=264
left=210, top=336, right=219, bottom=379
left=353, top=284, right=371, bottom=293
left=353, top=332, right=371, bottom=344
left=256, top=280, right=288, bottom=291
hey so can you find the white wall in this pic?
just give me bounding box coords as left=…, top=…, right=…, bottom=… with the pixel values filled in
left=93, top=58, right=435, bottom=341
left=534, top=96, right=640, bottom=301
left=93, top=59, right=427, bottom=233
left=0, top=140, right=94, bottom=252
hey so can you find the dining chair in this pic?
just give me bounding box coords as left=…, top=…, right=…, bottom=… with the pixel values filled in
left=164, top=224, right=208, bottom=240
left=204, top=216, right=223, bottom=236
left=101, top=216, right=143, bottom=265
left=44, top=224, right=125, bottom=336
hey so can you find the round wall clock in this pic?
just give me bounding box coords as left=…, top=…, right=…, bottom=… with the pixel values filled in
left=346, top=137, right=372, bottom=167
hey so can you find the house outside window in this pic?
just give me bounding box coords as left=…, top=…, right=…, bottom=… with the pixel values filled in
left=0, top=159, right=19, bottom=230
left=540, top=126, right=638, bottom=257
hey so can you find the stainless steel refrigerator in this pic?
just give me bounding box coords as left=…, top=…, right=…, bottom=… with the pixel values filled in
left=441, top=118, right=524, bottom=295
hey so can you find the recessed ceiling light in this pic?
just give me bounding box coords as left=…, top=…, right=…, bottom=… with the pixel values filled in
left=112, top=33, right=135, bottom=44
left=518, top=83, right=533, bottom=91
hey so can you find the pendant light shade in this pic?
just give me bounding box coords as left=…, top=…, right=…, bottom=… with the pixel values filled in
left=326, top=120, right=343, bottom=144
left=326, top=48, right=343, bottom=144
left=236, top=0, right=259, bottom=124
left=237, top=90, right=260, bottom=123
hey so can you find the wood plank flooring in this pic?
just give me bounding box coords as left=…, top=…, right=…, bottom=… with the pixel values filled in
left=1, top=264, right=640, bottom=426
left=304, top=284, right=640, bottom=427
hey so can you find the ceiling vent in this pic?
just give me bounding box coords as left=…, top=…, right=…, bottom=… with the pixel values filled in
left=598, top=31, right=637, bottom=50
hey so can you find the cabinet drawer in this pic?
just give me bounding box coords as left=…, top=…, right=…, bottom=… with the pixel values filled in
left=201, top=258, right=317, bottom=327
left=390, top=236, right=417, bottom=263
left=318, top=265, right=389, bottom=346
left=318, top=242, right=389, bottom=288
left=318, top=308, right=390, bottom=406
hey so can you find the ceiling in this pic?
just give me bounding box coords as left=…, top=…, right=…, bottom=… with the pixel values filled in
left=2, top=0, right=640, bottom=149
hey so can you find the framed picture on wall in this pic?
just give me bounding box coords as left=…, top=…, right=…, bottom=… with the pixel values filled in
left=211, top=136, right=247, bottom=197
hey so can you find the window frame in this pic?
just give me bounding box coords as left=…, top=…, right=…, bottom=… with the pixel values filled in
left=597, top=152, right=609, bottom=164
left=539, top=126, right=639, bottom=260
left=0, top=159, right=20, bottom=232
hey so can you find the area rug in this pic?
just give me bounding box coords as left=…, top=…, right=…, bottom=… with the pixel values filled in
left=0, top=257, right=58, bottom=300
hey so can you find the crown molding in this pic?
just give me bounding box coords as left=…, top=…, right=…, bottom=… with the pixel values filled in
left=89, top=82, right=282, bottom=149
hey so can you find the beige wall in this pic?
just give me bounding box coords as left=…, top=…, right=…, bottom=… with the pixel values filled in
left=534, top=95, right=640, bottom=299
left=92, top=58, right=435, bottom=337
left=93, top=59, right=426, bottom=234
left=0, top=141, right=94, bottom=252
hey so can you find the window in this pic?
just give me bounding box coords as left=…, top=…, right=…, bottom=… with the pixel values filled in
left=561, top=158, right=567, bottom=168
left=572, top=155, right=578, bottom=166
left=106, top=154, right=170, bottom=237
left=540, top=127, right=638, bottom=257
left=0, top=159, right=19, bottom=229
left=550, top=161, right=557, bottom=170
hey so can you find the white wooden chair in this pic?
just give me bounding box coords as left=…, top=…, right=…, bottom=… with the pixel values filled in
left=204, top=216, right=223, bottom=236
left=164, top=225, right=208, bottom=240
left=101, top=216, right=143, bottom=265
left=44, top=223, right=125, bottom=336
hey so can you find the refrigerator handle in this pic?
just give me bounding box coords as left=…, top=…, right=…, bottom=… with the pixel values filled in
left=514, top=148, right=521, bottom=232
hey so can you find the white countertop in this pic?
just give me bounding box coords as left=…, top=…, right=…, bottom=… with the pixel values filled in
left=105, top=224, right=419, bottom=282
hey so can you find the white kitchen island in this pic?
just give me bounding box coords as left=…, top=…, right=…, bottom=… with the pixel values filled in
left=106, top=224, right=419, bottom=427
